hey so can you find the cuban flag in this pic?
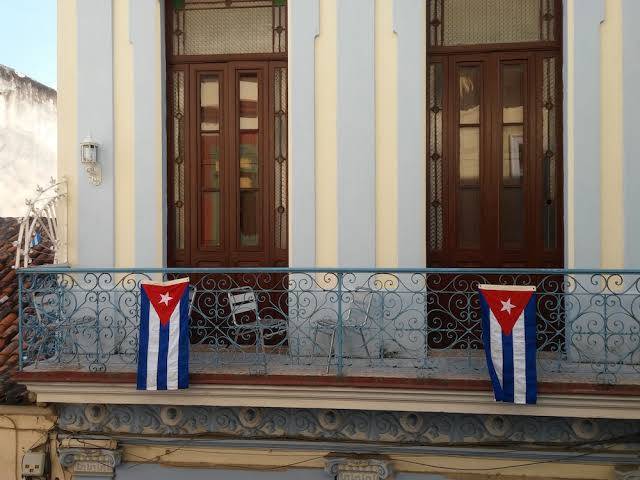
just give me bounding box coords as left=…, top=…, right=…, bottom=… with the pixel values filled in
left=478, top=284, right=537, bottom=404
left=137, top=278, right=190, bottom=390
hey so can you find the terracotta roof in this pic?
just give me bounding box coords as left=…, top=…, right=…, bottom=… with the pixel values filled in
left=0, top=217, right=53, bottom=403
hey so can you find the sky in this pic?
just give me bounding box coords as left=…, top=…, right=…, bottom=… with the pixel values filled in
left=0, top=0, right=57, bottom=89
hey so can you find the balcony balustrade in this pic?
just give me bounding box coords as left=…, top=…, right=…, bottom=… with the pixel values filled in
left=16, top=267, right=640, bottom=389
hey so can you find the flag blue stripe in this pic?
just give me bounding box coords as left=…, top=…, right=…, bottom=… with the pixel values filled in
left=501, top=329, right=515, bottom=403
left=178, top=287, right=190, bottom=389
left=524, top=295, right=538, bottom=404
left=479, top=293, right=504, bottom=402
left=136, top=290, right=150, bottom=390
left=157, top=315, right=170, bottom=390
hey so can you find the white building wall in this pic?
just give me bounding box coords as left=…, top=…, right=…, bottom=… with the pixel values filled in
left=0, top=66, right=56, bottom=217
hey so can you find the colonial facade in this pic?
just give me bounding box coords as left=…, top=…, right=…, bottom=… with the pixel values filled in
left=12, top=0, right=640, bottom=479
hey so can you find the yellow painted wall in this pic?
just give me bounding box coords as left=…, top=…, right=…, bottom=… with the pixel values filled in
left=600, top=0, right=624, bottom=268
left=0, top=406, right=56, bottom=480
left=114, top=443, right=620, bottom=479
left=113, top=0, right=135, bottom=268
left=57, top=0, right=78, bottom=266
left=375, top=0, right=398, bottom=267
left=314, top=0, right=338, bottom=267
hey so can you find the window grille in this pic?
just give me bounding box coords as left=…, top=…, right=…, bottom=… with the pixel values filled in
left=172, top=0, right=287, bottom=56
left=429, top=0, right=555, bottom=47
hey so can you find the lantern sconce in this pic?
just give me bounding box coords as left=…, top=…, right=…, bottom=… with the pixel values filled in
left=80, top=135, right=102, bottom=186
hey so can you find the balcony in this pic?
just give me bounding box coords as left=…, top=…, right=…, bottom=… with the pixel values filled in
left=14, top=267, right=640, bottom=414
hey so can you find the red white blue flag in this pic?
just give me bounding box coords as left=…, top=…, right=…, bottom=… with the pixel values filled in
left=478, top=284, right=537, bottom=404
left=137, top=278, right=190, bottom=390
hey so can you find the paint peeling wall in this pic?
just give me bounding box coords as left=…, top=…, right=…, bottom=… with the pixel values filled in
left=0, top=65, right=57, bottom=217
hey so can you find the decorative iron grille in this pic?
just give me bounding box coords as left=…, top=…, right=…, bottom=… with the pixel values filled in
left=170, top=70, right=186, bottom=251
left=172, top=0, right=287, bottom=56
left=542, top=56, right=558, bottom=251
left=429, top=0, right=556, bottom=47
left=428, top=62, right=444, bottom=252
left=18, top=267, right=640, bottom=386
left=274, top=67, right=288, bottom=251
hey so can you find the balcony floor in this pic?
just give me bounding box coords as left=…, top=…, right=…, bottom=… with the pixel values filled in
left=22, top=347, right=640, bottom=387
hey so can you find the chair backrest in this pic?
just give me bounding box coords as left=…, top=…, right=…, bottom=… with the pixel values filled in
left=227, top=286, right=259, bottom=325
left=343, top=289, right=376, bottom=327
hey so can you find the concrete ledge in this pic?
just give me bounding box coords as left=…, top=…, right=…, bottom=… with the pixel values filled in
left=23, top=382, right=640, bottom=419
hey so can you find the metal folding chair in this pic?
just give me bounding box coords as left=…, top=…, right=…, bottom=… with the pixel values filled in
left=227, top=286, right=287, bottom=353
left=312, top=288, right=376, bottom=373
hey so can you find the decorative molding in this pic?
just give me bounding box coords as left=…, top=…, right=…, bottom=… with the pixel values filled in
left=57, top=404, right=640, bottom=447
left=325, top=457, right=393, bottom=480
left=59, top=446, right=122, bottom=478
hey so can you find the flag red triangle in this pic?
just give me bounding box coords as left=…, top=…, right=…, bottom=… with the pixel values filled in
left=479, top=286, right=535, bottom=336
left=142, top=279, right=189, bottom=326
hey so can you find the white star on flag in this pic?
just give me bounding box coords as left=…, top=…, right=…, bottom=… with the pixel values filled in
left=159, top=292, right=173, bottom=306
left=500, top=298, right=516, bottom=315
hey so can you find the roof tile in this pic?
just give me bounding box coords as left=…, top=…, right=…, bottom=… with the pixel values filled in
left=0, top=217, right=54, bottom=404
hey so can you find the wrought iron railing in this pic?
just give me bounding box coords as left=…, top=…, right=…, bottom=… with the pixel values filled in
left=17, top=267, right=640, bottom=385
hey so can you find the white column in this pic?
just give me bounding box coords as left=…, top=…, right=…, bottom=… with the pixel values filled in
left=565, top=0, right=605, bottom=267
left=76, top=0, right=115, bottom=267
left=336, top=0, right=376, bottom=267
left=622, top=0, right=640, bottom=268
left=288, top=0, right=320, bottom=267
left=130, top=0, right=165, bottom=267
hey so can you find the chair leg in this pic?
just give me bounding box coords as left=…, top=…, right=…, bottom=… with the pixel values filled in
left=257, top=327, right=267, bottom=368
left=358, top=327, right=372, bottom=365
left=326, top=329, right=336, bottom=374
left=311, top=325, right=319, bottom=366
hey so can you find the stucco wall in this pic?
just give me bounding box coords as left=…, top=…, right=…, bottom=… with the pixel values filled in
left=114, top=464, right=452, bottom=480
left=56, top=0, right=638, bottom=269
left=0, top=66, right=57, bottom=217
left=110, top=456, right=617, bottom=480
left=0, top=406, right=56, bottom=480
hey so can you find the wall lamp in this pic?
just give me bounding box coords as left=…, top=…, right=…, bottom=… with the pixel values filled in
left=80, top=134, right=102, bottom=186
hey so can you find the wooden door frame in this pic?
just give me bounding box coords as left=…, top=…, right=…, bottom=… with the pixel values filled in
left=427, top=49, right=563, bottom=267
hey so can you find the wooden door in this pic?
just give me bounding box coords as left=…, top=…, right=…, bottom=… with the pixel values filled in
left=168, top=61, right=287, bottom=268
left=427, top=51, right=563, bottom=268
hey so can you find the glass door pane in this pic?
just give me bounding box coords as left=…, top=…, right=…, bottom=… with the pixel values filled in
left=500, top=63, right=525, bottom=250
left=200, top=73, right=222, bottom=246
left=457, top=64, right=482, bottom=250
left=238, top=73, right=261, bottom=247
